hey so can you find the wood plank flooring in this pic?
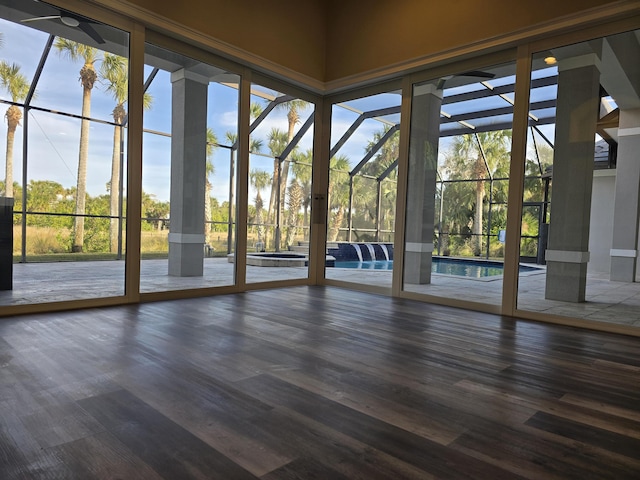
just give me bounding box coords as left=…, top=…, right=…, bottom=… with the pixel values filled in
left=1, top=286, right=639, bottom=479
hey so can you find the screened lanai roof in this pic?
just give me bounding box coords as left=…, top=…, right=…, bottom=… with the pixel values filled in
left=328, top=43, right=636, bottom=172
left=331, top=67, right=561, bottom=143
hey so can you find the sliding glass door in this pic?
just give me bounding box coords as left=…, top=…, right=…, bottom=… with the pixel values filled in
left=140, top=40, right=240, bottom=294
left=245, top=80, right=315, bottom=285
left=516, top=28, right=640, bottom=328
left=0, top=1, right=130, bottom=305
left=325, top=88, right=402, bottom=290
left=401, top=61, right=516, bottom=308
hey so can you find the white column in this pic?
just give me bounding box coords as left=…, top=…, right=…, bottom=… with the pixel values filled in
left=610, top=108, right=640, bottom=282
left=168, top=69, right=209, bottom=277
left=404, top=83, right=442, bottom=284
left=545, top=53, right=601, bottom=302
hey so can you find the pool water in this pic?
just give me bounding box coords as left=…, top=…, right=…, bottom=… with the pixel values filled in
left=334, top=260, right=394, bottom=270
left=433, top=258, right=503, bottom=277
left=333, top=258, right=539, bottom=277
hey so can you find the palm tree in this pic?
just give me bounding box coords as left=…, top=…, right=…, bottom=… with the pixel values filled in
left=250, top=102, right=263, bottom=121
left=448, top=131, right=511, bottom=256
left=277, top=99, right=307, bottom=209
left=437, top=180, right=475, bottom=256
left=100, top=52, right=153, bottom=253
left=55, top=39, right=99, bottom=253
left=205, top=128, right=218, bottom=244
left=291, top=149, right=313, bottom=240
left=222, top=102, right=264, bottom=244
left=225, top=132, right=263, bottom=155
left=249, top=168, right=271, bottom=246
left=224, top=130, right=262, bottom=252
left=378, top=177, right=397, bottom=241
left=284, top=178, right=303, bottom=248
left=327, top=155, right=351, bottom=242
left=265, top=100, right=308, bottom=248
left=266, top=127, right=289, bottom=248
left=361, top=127, right=399, bottom=238
left=0, top=62, right=29, bottom=199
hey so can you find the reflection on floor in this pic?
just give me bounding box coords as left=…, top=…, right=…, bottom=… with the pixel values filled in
left=2, top=258, right=640, bottom=328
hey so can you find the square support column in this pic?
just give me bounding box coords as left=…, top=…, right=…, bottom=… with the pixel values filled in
left=168, top=69, right=209, bottom=277
left=545, top=53, right=601, bottom=302
left=404, top=83, right=442, bottom=284
left=610, top=108, right=640, bottom=282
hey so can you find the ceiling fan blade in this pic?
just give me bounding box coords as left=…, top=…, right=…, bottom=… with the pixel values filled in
left=21, top=15, right=61, bottom=23
left=20, top=11, right=105, bottom=45
left=77, top=21, right=105, bottom=44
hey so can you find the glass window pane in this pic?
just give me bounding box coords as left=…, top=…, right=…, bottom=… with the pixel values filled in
left=0, top=4, right=129, bottom=306
left=517, top=29, right=640, bottom=328
left=402, top=62, right=516, bottom=306
left=325, top=90, right=401, bottom=288
left=140, top=42, right=239, bottom=293
left=245, top=83, right=314, bottom=284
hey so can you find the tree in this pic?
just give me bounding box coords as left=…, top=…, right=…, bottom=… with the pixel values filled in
left=277, top=99, right=308, bottom=211
left=266, top=128, right=289, bottom=248
left=446, top=131, right=511, bottom=256
left=327, top=155, right=351, bottom=242
left=359, top=126, right=400, bottom=239
left=284, top=178, right=303, bottom=248
left=205, top=128, right=218, bottom=243
left=436, top=179, right=475, bottom=256
left=26, top=179, right=65, bottom=211
left=142, top=192, right=169, bottom=232
left=249, top=168, right=271, bottom=246
left=265, top=100, right=308, bottom=249
left=223, top=129, right=262, bottom=252
left=55, top=39, right=99, bottom=253
left=100, top=52, right=152, bottom=253
left=0, top=61, right=29, bottom=199
left=291, top=149, right=313, bottom=240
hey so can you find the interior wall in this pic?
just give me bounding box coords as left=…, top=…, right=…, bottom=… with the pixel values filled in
left=118, top=0, right=631, bottom=87
left=121, top=0, right=327, bottom=82
left=324, top=0, right=627, bottom=82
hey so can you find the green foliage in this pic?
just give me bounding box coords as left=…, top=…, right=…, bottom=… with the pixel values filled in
left=83, top=194, right=109, bottom=252
left=439, top=131, right=511, bottom=257
left=209, top=197, right=230, bottom=232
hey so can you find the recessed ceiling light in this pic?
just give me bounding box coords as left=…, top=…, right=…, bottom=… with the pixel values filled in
left=544, top=56, right=557, bottom=65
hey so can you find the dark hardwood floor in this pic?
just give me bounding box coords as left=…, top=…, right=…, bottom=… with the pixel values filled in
left=1, top=286, right=639, bottom=479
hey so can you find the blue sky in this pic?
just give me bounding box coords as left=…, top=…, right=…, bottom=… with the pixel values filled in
left=0, top=17, right=395, bottom=206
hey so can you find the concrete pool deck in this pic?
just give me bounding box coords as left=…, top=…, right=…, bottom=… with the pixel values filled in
left=1, top=258, right=640, bottom=328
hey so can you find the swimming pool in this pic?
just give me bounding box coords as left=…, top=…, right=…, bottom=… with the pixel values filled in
left=333, top=260, right=394, bottom=270
left=332, top=258, right=541, bottom=277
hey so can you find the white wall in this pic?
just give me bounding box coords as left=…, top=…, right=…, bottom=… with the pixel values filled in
left=588, top=169, right=616, bottom=274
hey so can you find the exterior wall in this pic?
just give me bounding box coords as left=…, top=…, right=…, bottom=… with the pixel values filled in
left=588, top=169, right=616, bottom=274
